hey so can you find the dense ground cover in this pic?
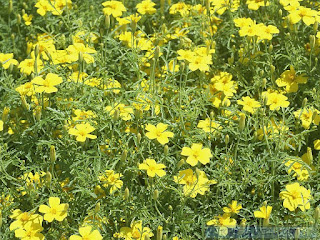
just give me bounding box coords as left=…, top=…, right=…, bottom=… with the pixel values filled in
left=1, top=0, right=320, bottom=239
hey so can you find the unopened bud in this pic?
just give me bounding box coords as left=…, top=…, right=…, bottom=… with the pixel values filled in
left=124, top=187, right=130, bottom=200
left=167, top=0, right=171, bottom=6
left=225, top=134, right=229, bottom=145
left=180, top=62, right=185, bottom=72
left=302, top=98, right=308, bottom=108
left=9, top=0, right=13, bottom=14
left=162, top=234, right=167, bottom=240
left=168, top=205, right=173, bottom=211
left=260, top=70, right=264, bottom=77
left=314, top=22, right=318, bottom=34
left=121, top=150, right=127, bottom=161
left=35, top=106, right=41, bottom=121
left=78, top=52, right=84, bottom=65
left=105, top=15, right=110, bottom=29
left=262, top=78, right=267, bottom=89
left=227, top=56, right=234, bottom=65
left=310, top=35, right=316, bottom=49
left=294, top=228, right=300, bottom=239
left=270, top=65, right=275, bottom=74
left=278, top=9, right=282, bottom=17
left=239, top=114, right=246, bottom=131
left=164, top=145, right=169, bottom=155
left=0, top=210, right=2, bottom=228
left=131, top=20, right=137, bottom=33
left=11, top=34, right=15, bottom=41
left=177, top=159, right=185, bottom=168
left=157, top=226, right=163, bottom=240
left=50, top=145, right=56, bottom=163
left=269, top=44, right=273, bottom=52
left=21, top=95, right=29, bottom=111
left=153, top=190, right=159, bottom=201
left=210, top=111, right=214, bottom=119
left=2, top=107, right=10, bottom=122
left=46, top=171, right=52, bottom=183
left=136, top=133, right=141, bottom=145
left=17, top=14, right=21, bottom=25
left=27, top=42, right=33, bottom=55
left=306, top=147, right=313, bottom=165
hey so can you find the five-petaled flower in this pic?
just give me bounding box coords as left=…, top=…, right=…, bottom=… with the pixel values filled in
left=181, top=143, right=212, bottom=166
left=145, top=123, right=174, bottom=145
left=139, top=158, right=166, bottom=177
left=39, top=197, right=68, bottom=222
left=68, top=123, right=97, bottom=142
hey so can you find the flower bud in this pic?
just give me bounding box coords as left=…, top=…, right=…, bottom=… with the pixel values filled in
left=164, top=145, right=169, bottom=155
left=154, top=46, right=160, bottom=60
left=167, top=0, right=171, bottom=6
left=162, top=234, right=167, bottom=240
left=180, top=62, right=185, bottom=73
left=227, top=56, right=234, bottom=65
left=160, top=0, right=165, bottom=14
left=268, top=44, right=273, bottom=52
left=50, top=145, right=56, bottom=163
left=270, top=65, right=275, bottom=74
left=144, top=235, right=151, bottom=240
left=262, top=78, right=267, bottom=89
left=17, top=14, right=21, bottom=25
left=35, top=106, right=41, bottom=121
left=168, top=205, right=173, bottom=211
left=113, top=109, right=120, bottom=121
left=239, top=113, right=246, bottom=131
left=105, top=15, right=110, bottom=29
left=294, top=228, right=300, bottom=239
left=136, top=133, right=141, bottom=145
left=310, top=35, right=316, bottom=49
left=177, top=159, right=185, bottom=168
left=124, top=187, right=130, bottom=201
left=153, top=189, right=159, bottom=201
left=225, top=134, right=229, bottom=145
left=156, top=226, right=163, bottom=240
left=21, top=95, right=30, bottom=111
left=9, top=0, right=13, bottom=14
left=210, top=111, right=214, bottom=120
left=314, top=22, right=318, bottom=34
left=46, top=171, right=52, bottom=183
left=0, top=210, right=2, bottom=227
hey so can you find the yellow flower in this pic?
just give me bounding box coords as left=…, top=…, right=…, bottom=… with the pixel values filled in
left=9, top=210, right=43, bottom=231
left=0, top=120, right=3, bottom=131
left=102, top=1, right=126, bottom=18
left=0, top=53, right=19, bottom=69
left=68, top=123, right=97, bottom=142
left=276, top=66, right=307, bottom=93
left=145, top=123, right=174, bottom=145
left=207, top=213, right=237, bottom=228
left=136, top=0, right=156, bottom=15
left=139, top=158, right=166, bottom=177
left=18, top=58, right=43, bottom=75
left=254, top=205, right=272, bottom=219
left=66, top=43, right=96, bottom=64
left=294, top=108, right=319, bottom=129
left=98, top=170, right=123, bottom=194
left=197, top=118, right=221, bottom=133
left=314, top=139, right=320, bottom=150
left=69, top=226, right=103, bottom=240
left=32, top=73, right=63, bottom=93
left=39, top=197, right=68, bottom=222
left=288, top=6, right=317, bottom=26
left=22, top=14, right=33, bottom=26
left=119, top=220, right=153, bottom=240
left=14, top=222, right=44, bottom=240
left=15, top=82, right=35, bottom=96
left=174, top=169, right=217, bottom=198
left=105, top=104, right=134, bottom=121
left=246, top=0, right=269, bottom=10
left=265, top=92, right=290, bottom=110
left=181, top=143, right=212, bottom=166
left=237, top=96, right=261, bottom=114
left=223, top=201, right=242, bottom=214
left=279, top=182, right=311, bottom=211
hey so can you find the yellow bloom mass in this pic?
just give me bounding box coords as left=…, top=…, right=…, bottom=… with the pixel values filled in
left=32, top=73, right=63, bottom=93
left=69, top=225, right=103, bottom=240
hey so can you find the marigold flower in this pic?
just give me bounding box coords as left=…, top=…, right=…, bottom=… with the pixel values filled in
left=68, top=123, right=97, bottom=142
left=69, top=225, right=103, bottom=240
left=0, top=53, right=19, bottom=69
left=32, top=73, right=63, bottom=93
left=14, top=222, right=44, bottom=240
left=254, top=205, right=272, bottom=219
left=138, top=158, right=166, bottom=177
left=39, top=197, right=68, bottom=222
left=145, top=123, right=174, bottom=145
left=102, top=0, right=126, bottom=18
left=181, top=143, right=212, bottom=166
left=136, top=0, right=156, bottom=15
left=237, top=96, right=261, bottom=114
left=279, top=182, right=311, bottom=211
left=223, top=201, right=242, bottom=214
